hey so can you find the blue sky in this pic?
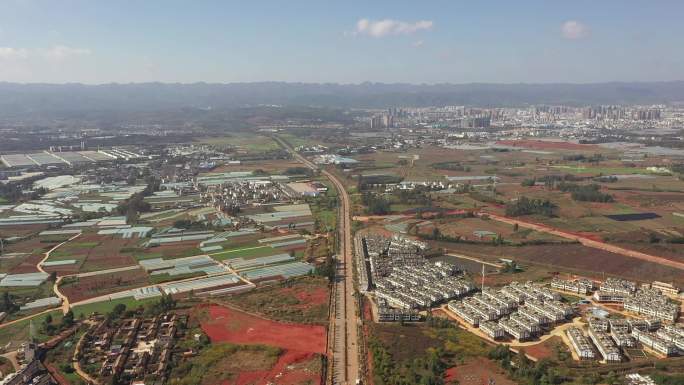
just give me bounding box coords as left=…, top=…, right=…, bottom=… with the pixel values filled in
left=0, top=0, right=682, bottom=84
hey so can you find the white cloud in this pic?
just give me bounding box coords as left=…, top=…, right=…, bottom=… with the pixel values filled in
left=561, top=20, right=590, bottom=40
left=0, top=47, right=29, bottom=60
left=0, top=45, right=90, bottom=61
left=42, top=45, right=91, bottom=61
left=355, top=18, right=433, bottom=38
left=412, top=40, right=424, bottom=48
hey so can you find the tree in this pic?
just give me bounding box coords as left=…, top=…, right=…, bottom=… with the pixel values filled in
left=505, top=196, right=556, bottom=217
left=61, top=310, right=75, bottom=328
left=109, top=303, right=127, bottom=320
left=0, top=292, right=18, bottom=313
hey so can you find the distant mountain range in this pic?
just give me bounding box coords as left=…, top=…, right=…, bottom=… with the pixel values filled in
left=1, top=81, right=684, bottom=116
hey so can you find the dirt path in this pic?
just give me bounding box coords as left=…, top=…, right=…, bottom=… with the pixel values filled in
left=445, top=252, right=503, bottom=268
left=37, top=233, right=82, bottom=315
left=1, top=351, right=19, bottom=371
left=481, top=212, right=684, bottom=272
left=72, top=323, right=100, bottom=385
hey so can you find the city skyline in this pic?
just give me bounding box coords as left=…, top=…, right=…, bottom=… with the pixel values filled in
left=0, top=0, right=683, bottom=84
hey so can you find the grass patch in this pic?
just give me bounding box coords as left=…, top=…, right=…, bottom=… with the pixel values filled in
left=219, top=276, right=329, bottom=324
left=169, top=343, right=281, bottom=385
left=0, top=310, right=62, bottom=349
left=211, top=246, right=278, bottom=261
left=72, top=297, right=158, bottom=318
left=149, top=272, right=204, bottom=285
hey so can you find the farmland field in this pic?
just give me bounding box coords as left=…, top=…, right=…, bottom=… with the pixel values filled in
left=434, top=241, right=684, bottom=285
left=59, top=268, right=150, bottom=302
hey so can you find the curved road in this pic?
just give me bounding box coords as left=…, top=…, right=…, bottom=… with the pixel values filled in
left=37, top=233, right=81, bottom=314
left=274, top=136, right=360, bottom=385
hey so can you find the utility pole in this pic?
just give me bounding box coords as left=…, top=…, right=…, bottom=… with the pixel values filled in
left=481, top=263, right=485, bottom=290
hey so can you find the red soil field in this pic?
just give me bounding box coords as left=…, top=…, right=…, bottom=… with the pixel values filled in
left=8, top=253, right=43, bottom=274
left=523, top=336, right=562, bottom=361
left=445, top=357, right=516, bottom=385
left=3, top=237, right=55, bottom=273
left=496, top=139, right=599, bottom=151
left=2, top=224, right=49, bottom=237
left=202, top=305, right=326, bottom=353
left=202, top=305, right=326, bottom=385
left=280, top=285, right=328, bottom=310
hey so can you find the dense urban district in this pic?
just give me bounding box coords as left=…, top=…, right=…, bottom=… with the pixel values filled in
left=1, top=103, right=684, bottom=385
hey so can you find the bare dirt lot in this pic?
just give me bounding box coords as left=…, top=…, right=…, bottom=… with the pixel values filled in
left=200, top=305, right=326, bottom=385
left=219, top=277, right=330, bottom=325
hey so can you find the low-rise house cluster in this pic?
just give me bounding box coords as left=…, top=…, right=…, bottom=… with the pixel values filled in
left=655, top=325, right=684, bottom=352
left=624, top=288, right=680, bottom=322
left=374, top=262, right=474, bottom=309
left=587, top=316, right=641, bottom=356
left=632, top=328, right=678, bottom=356
left=600, top=278, right=637, bottom=296
left=648, top=281, right=680, bottom=296
left=0, top=359, right=55, bottom=385
left=448, top=281, right=573, bottom=341
left=364, top=235, right=427, bottom=278
left=588, top=324, right=622, bottom=362
left=608, top=319, right=636, bottom=348
left=592, top=279, right=680, bottom=322
left=80, top=313, right=184, bottom=384
left=364, top=235, right=474, bottom=313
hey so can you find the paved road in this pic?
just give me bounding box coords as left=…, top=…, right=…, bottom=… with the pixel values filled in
left=273, top=136, right=360, bottom=385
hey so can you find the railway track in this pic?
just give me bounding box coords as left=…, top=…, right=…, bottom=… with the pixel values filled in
left=273, top=136, right=360, bottom=385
